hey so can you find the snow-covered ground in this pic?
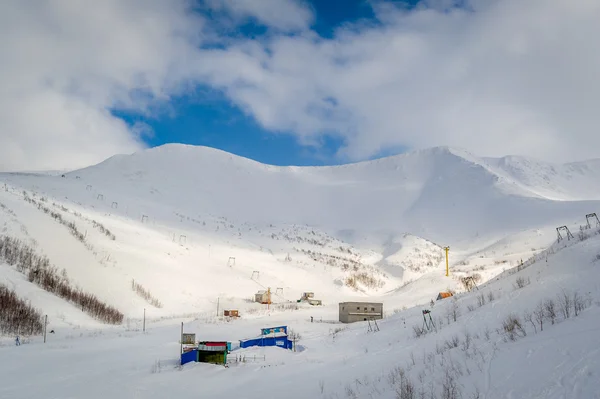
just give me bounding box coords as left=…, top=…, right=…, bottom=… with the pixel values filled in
left=1, top=144, right=600, bottom=398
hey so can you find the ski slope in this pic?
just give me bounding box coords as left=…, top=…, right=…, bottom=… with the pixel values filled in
left=1, top=144, right=599, bottom=325
left=1, top=221, right=600, bottom=398
left=2, top=144, right=600, bottom=397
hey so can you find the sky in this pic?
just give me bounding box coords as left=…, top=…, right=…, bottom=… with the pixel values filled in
left=2, top=0, right=600, bottom=171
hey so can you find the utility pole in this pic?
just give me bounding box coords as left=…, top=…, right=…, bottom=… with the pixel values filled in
left=216, top=297, right=220, bottom=318
left=43, top=315, right=48, bottom=343
left=180, top=322, right=183, bottom=361
left=143, top=308, right=146, bottom=333
left=444, top=246, right=450, bottom=277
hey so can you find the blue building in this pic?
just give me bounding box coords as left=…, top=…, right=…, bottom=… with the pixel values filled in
left=239, top=325, right=293, bottom=350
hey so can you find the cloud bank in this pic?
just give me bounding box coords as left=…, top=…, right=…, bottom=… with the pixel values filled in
left=2, top=0, right=600, bottom=171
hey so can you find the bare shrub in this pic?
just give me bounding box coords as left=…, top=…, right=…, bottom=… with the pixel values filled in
left=483, top=326, right=491, bottom=341
left=413, top=324, right=427, bottom=338
left=514, top=276, right=530, bottom=289
left=544, top=299, right=557, bottom=325
left=533, top=302, right=545, bottom=332
left=0, top=236, right=123, bottom=324
left=461, top=330, right=472, bottom=351
left=447, top=299, right=460, bottom=323
left=502, top=314, right=526, bottom=341
left=487, top=291, right=495, bottom=302
left=460, top=274, right=481, bottom=291
left=573, top=291, right=588, bottom=316
left=467, top=304, right=476, bottom=312
left=441, top=366, right=461, bottom=399
left=523, top=310, right=536, bottom=334
left=91, top=220, right=116, bottom=240
left=444, top=335, right=460, bottom=350
left=557, top=290, right=572, bottom=319
left=0, top=284, right=44, bottom=335
left=131, top=279, right=163, bottom=308
left=476, top=293, right=485, bottom=307
left=345, top=272, right=385, bottom=290
left=389, top=366, right=416, bottom=399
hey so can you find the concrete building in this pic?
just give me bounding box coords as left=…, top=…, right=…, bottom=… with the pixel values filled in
left=339, top=302, right=383, bottom=323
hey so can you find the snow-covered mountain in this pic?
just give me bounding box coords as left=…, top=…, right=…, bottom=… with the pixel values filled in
left=1, top=143, right=599, bottom=324
left=44, top=144, right=600, bottom=241
left=2, top=143, right=600, bottom=398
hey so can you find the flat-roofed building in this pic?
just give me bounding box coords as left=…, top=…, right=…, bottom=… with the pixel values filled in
left=339, top=302, right=383, bottom=323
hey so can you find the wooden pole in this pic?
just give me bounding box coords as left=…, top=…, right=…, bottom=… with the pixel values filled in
left=180, top=322, right=183, bottom=358
left=43, top=315, right=47, bottom=343
left=216, top=297, right=220, bottom=318
left=143, top=308, right=146, bottom=332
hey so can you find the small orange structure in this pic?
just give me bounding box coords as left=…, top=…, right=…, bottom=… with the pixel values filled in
left=224, top=310, right=239, bottom=318
left=436, top=292, right=453, bottom=300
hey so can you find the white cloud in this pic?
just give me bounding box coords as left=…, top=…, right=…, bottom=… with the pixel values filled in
left=0, top=0, right=206, bottom=171
left=193, top=0, right=600, bottom=163
left=3, top=0, right=600, bottom=171
left=203, top=0, right=314, bottom=32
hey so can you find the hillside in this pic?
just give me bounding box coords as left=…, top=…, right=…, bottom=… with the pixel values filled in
left=2, top=215, right=600, bottom=398
left=2, top=144, right=600, bottom=330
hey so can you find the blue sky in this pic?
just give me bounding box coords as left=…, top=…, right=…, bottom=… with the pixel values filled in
left=4, top=0, right=595, bottom=172
left=115, top=0, right=416, bottom=166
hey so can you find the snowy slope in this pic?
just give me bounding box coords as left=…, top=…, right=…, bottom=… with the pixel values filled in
left=485, top=155, right=600, bottom=201
left=1, top=144, right=599, bottom=329
left=1, top=223, right=600, bottom=399
left=41, top=144, right=600, bottom=243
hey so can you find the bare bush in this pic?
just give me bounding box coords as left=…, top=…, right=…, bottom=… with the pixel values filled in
left=557, top=290, right=572, bottom=319
left=483, top=326, right=491, bottom=341
left=441, top=366, right=461, bottom=399
left=131, top=279, right=163, bottom=308
left=502, top=314, right=527, bottom=341
left=467, top=304, right=476, bottom=312
left=572, top=291, right=588, bottom=316
left=91, top=220, right=116, bottom=240
left=544, top=299, right=557, bottom=325
left=413, top=324, right=427, bottom=338
left=461, top=330, right=472, bottom=351
left=0, top=284, right=44, bottom=335
left=487, top=291, right=495, bottom=303
left=0, top=236, right=123, bottom=324
left=444, top=335, right=460, bottom=350
left=460, top=274, right=481, bottom=291
left=389, top=367, right=416, bottom=399
left=514, top=276, right=531, bottom=289
left=345, top=272, right=386, bottom=290
left=533, top=302, right=545, bottom=332
left=476, top=293, right=485, bottom=307
left=447, top=300, right=460, bottom=323
left=523, top=310, right=536, bottom=334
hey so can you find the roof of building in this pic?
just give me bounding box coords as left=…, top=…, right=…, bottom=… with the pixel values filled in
left=339, top=301, right=383, bottom=305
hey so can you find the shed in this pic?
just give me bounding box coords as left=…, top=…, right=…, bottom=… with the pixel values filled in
left=254, top=290, right=271, bottom=304
left=197, top=341, right=228, bottom=365
left=436, top=292, right=454, bottom=300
